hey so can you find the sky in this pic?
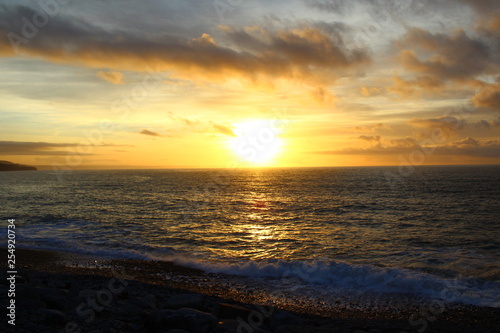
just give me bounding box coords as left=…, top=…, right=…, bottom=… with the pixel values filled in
left=0, top=0, right=499, bottom=169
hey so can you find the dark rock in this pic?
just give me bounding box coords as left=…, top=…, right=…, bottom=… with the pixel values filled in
left=315, top=328, right=343, bottom=333
left=20, top=298, right=47, bottom=311
left=130, top=294, right=156, bottom=310
left=217, top=303, right=253, bottom=319
left=79, top=289, right=99, bottom=298
left=166, top=330, right=191, bottom=333
left=36, top=286, right=62, bottom=299
left=266, top=309, right=303, bottom=331
left=232, top=318, right=271, bottom=333
left=157, top=309, right=190, bottom=330
left=16, top=275, right=28, bottom=284
left=17, top=284, right=41, bottom=301
left=165, top=293, right=204, bottom=310
left=41, top=294, right=69, bottom=311
left=138, top=309, right=158, bottom=327
left=41, top=309, right=67, bottom=326
left=275, top=325, right=316, bottom=333
left=178, top=307, right=218, bottom=324
left=213, top=319, right=239, bottom=333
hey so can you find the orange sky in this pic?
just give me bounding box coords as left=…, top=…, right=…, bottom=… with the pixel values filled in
left=0, top=0, right=499, bottom=169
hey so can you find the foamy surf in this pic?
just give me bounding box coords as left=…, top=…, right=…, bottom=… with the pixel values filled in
left=160, top=255, right=500, bottom=309
left=14, top=231, right=500, bottom=309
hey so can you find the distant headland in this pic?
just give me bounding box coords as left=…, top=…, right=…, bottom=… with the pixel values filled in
left=0, top=160, right=37, bottom=171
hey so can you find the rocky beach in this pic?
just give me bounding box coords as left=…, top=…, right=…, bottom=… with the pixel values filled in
left=1, top=248, right=498, bottom=333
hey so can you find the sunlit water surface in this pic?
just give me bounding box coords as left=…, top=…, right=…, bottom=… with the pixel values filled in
left=1, top=166, right=499, bottom=308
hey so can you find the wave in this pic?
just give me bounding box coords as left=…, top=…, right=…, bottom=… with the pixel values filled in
left=11, top=222, right=500, bottom=308
left=164, top=256, right=500, bottom=308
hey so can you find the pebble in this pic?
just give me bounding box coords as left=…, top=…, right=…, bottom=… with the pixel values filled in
left=7, top=260, right=499, bottom=333
left=165, top=293, right=204, bottom=310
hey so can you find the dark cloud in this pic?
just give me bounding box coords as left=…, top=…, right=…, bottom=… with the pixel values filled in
left=409, top=115, right=500, bottom=138
left=139, top=129, right=162, bottom=137
left=0, top=141, right=124, bottom=155
left=473, top=84, right=500, bottom=109
left=389, top=21, right=500, bottom=100
left=458, top=0, right=500, bottom=15
left=0, top=4, right=370, bottom=87
left=408, top=116, right=466, bottom=137
left=313, top=136, right=500, bottom=158
left=396, top=28, right=493, bottom=81
left=434, top=138, right=500, bottom=158
left=388, top=75, right=444, bottom=97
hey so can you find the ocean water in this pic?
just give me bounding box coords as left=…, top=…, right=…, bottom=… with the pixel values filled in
left=1, top=166, right=500, bottom=309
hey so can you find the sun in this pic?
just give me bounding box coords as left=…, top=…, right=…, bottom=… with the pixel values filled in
left=228, top=119, right=284, bottom=166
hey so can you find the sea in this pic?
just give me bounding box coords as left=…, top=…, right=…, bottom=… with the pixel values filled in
left=1, top=165, right=499, bottom=310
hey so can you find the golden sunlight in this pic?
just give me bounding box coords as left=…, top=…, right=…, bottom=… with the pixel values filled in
left=228, top=120, right=284, bottom=166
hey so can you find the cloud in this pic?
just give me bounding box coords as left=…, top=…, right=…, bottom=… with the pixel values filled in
left=0, top=141, right=124, bottom=155
left=358, top=135, right=381, bottom=142
left=313, top=136, right=500, bottom=158
left=408, top=115, right=500, bottom=139
left=352, top=123, right=389, bottom=133
left=0, top=5, right=371, bottom=87
left=408, top=116, right=466, bottom=138
left=212, top=123, right=235, bottom=137
left=476, top=13, right=500, bottom=37
left=309, top=87, right=336, bottom=104
left=388, top=75, right=444, bottom=97
left=305, top=0, right=500, bottom=20
left=96, top=71, right=124, bottom=84
left=396, top=28, right=493, bottom=81
left=303, top=0, right=354, bottom=14
left=166, top=112, right=199, bottom=126
left=388, top=23, right=500, bottom=100
left=458, top=0, right=500, bottom=16
left=472, top=84, right=500, bottom=109
left=434, top=138, right=500, bottom=158
left=360, top=86, right=384, bottom=97
left=139, top=129, right=162, bottom=137
left=453, top=136, right=479, bottom=147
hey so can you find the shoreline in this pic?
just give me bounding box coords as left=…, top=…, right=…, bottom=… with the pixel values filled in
left=2, top=247, right=499, bottom=332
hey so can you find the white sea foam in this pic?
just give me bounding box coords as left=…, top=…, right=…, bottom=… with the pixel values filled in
left=12, top=220, right=500, bottom=309
left=162, top=255, right=500, bottom=308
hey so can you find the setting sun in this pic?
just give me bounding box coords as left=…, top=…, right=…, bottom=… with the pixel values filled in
left=228, top=120, right=284, bottom=166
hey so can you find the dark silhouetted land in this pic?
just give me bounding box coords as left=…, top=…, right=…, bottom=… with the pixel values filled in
left=0, top=160, right=36, bottom=171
